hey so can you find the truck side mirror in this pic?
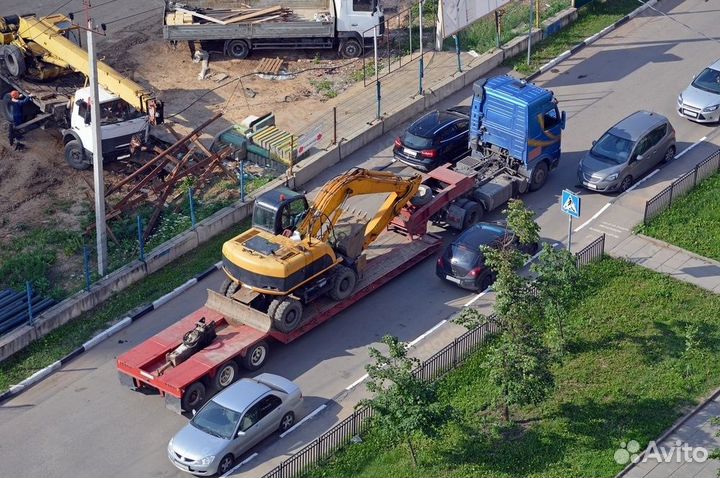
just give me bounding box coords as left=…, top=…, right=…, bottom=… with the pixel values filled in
left=560, top=111, right=567, bottom=130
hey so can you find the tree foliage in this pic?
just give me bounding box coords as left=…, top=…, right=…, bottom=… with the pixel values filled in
left=360, top=335, right=451, bottom=467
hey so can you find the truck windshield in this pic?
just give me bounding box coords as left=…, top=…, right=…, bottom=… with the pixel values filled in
left=190, top=400, right=241, bottom=440
left=590, top=132, right=633, bottom=164
left=352, top=0, right=375, bottom=12
left=99, top=99, right=144, bottom=125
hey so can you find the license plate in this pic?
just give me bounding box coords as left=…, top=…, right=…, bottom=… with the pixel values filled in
left=403, top=147, right=417, bottom=157
left=586, top=182, right=597, bottom=190
left=684, top=109, right=698, bottom=118
left=446, top=275, right=461, bottom=284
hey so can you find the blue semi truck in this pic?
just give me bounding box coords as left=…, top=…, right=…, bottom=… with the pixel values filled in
left=402, top=75, right=566, bottom=231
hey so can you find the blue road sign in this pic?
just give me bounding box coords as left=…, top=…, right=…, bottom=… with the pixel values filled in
left=560, top=190, right=581, bottom=219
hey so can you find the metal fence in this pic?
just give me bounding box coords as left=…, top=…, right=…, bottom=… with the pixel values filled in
left=0, top=286, right=56, bottom=337
left=643, top=149, right=720, bottom=224
left=260, top=234, right=607, bottom=478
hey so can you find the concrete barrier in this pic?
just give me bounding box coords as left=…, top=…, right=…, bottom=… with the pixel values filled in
left=0, top=6, right=581, bottom=363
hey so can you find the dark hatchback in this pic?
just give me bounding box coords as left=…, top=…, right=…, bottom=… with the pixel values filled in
left=436, top=222, right=539, bottom=291
left=393, top=105, right=470, bottom=171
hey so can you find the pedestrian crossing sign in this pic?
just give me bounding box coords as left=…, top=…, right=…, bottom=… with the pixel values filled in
left=560, top=190, right=580, bottom=219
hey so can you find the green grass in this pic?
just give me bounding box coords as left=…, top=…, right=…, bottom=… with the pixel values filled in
left=309, top=258, right=720, bottom=477
left=506, top=0, right=641, bottom=75
left=638, top=172, right=720, bottom=261
left=0, top=219, right=249, bottom=391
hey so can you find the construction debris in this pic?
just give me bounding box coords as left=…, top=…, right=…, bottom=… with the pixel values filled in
left=255, top=57, right=284, bottom=75
left=166, top=4, right=293, bottom=26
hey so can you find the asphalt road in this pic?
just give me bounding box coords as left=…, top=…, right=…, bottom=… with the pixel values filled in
left=2, top=0, right=720, bottom=477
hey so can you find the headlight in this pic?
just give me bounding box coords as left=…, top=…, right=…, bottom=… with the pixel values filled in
left=606, top=173, right=618, bottom=181
left=677, top=93, right=683, bottom=105
left=703, top=104, right=719, bottom=112
left=195, top=455, right=216, bottom=466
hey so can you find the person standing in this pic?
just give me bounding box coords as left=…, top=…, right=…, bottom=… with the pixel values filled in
left=7, top=90, right=31, bottom=150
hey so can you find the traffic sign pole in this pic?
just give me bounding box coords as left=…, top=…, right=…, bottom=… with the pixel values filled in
left=560, top=189, right=581, bottom=251
left=567, top=215, right=572, bottom=251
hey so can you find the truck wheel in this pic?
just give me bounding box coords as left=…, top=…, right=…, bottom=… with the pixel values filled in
left=242, top=340, right=269, bottom=371
left=328, top=265, right=357, bottom=301
left=339, top=39, right=362, bottom=59
left=225, top=39, right=250, bottom=59
left=3, top=45, right=26, bottom=77
left=270, top=297, right=303, bottom=333
left=462, top=201, right=484, bottom=229
left=529, top=162, right=548, bottom=191
left=214, top=361, right=240, bottom=390
left=64, top=140, right=92, bottom=170
left=219, top=278, right=239, bottom=298
left=181, top=381, right=206, bottom=412
left=1, top=93, right=13, bottom=122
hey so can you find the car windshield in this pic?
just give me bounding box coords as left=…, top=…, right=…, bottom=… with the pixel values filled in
left=402, top=132, right=433, bottom=150
left=691, top=67, right=720, bottom=95
left=590, top=132, right=634, bottom=164
left=190, top=400, right=241, bottom=440
left=458, top=224, right=506, bottom=250
left=450, top=244, right=480, bottom=266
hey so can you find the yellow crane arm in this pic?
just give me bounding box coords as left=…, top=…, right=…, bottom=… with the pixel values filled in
left=17, top=15, right=159, bottom=116
left=298, top=168, right=421, bottom=247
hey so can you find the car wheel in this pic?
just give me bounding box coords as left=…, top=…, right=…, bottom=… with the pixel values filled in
left=214, top=361, right=239, bottom=390
left=529, top=161, right=548, bottom=191
left=619, top=175, right=633, bottom=193
left=662, top=145, right=676, bottom=163
left=181, top=381, right=206, bottom=412
left=242, top=340, right=269, bottom=371
left=279, top=411, right=295, bottom=433
left=217, top=454, right=235, bottom=476
left=479, top=273, right=494, bottom=292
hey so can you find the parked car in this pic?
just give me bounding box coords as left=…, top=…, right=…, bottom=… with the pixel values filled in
left=168, top=374, right=302, bottom=476
left=393, top=105, right=470, bottom=171
left=577, top=111, right=676, bottom=193
left=436, top=222, right=539, bottom=292
left=678, top=58, right=720, bottom=123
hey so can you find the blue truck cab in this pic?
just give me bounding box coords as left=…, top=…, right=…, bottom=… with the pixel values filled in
left=470, top=76, right=566, bottom=191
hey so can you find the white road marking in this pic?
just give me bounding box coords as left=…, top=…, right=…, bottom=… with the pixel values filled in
left=279, top=404, right=328, bottom=438
left=407, top=320, right=447, bottom=347
left=589, top=227, right=618, bottom=238
left=676, top=136, right=707, bottom=159
left=601, top=221, right=628, bottom=232
left=625, top=168, right=660, bottom=193
left=574, top=202, right=611, bottom=232
left=596, top=223, right=626, bottom=234
left=464, top=288, right=490, bottom=307
left=220, top=452, right=259, bottom=477
left=345, top=373, right=369, bottom=391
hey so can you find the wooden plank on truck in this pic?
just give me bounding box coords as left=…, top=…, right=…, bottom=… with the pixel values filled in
left=224, top=6, right=284, bottom=24
left=174, top=7, right=228, bottom=25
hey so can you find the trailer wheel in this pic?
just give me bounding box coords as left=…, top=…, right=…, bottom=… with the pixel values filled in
left=2, top=45, right=26, bottom=77
left=225, top=39, right=250, bottom=59
left=219, top=278, right=239, bottom=298
left=328, top=265, right=357, bottom=301
left=181, top=381, right=206, bottom=412
left=462, top=201, right=484, bottom=228
left=339, top=39, right=362, bottom=59
left=64, top=140, right=92, bottom=170
left=242, top=340, right=269, bottom=371
left=529, top=161, right=548, bottom=191
left=214, top=361, right=240, bottom=390
left=270, top=297, right=303, bottom=333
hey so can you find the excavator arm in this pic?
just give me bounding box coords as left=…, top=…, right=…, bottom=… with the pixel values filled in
left=1, top=14, right=163, bottom=124
left=298, top=168, right=422, bottom=247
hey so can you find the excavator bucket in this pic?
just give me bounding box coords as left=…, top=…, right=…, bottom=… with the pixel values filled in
left=205, top=289, right=273, bottom=333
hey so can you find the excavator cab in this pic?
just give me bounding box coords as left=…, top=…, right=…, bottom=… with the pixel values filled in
left=252, top=187, right=309, bottom=236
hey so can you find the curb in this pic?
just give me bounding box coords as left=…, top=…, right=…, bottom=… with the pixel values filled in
left=0, top=261, right=224, bottom=404
left=528, top=0, right=658, bottom=80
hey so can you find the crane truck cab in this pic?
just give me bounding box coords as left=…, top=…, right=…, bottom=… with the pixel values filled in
left=470, top=76, right=566, bottom=192
left=62, top=86, right=151, bottom=170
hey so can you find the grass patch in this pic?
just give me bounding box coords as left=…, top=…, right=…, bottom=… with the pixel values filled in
left=506, top=0, right=641, bottom=75
left=638, top=172, right=720, bottom=261
left=0, top=219, right=249, bottom=391
left=309, top=258, right=720, bottom=477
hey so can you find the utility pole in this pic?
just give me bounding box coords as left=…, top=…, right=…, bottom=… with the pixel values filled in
left=87, top=17, right=108, bottom=276
left=527, top=0, right=533, bottom=65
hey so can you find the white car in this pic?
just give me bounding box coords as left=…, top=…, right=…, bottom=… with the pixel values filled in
left=677, top=59, right=720, bottom=123
left=168, top=373, right=302, bottom=476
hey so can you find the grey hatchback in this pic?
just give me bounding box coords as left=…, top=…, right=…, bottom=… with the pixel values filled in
left=168, top=374, right=302, bottom=476
left=578, top=111, right=675, bottom=193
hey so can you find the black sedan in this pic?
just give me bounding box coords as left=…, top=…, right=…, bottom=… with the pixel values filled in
left=393, top=105, right=470, bottom=171
left=436, top=222, right=539, bottom=291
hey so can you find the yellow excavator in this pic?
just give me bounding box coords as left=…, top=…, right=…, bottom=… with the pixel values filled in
left=217, top=168, right=422, bottom=333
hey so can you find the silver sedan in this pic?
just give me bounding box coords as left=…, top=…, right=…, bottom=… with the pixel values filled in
left=168, top=373, right=302, bottom=476
left=677, top=58, right=720, bottom=123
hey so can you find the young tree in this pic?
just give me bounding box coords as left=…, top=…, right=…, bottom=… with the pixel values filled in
left=531, top=243, right=582, bottom=351
left=454, top=199, right=554, bottom=422
left=360, top=335, right=450, bottom=467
